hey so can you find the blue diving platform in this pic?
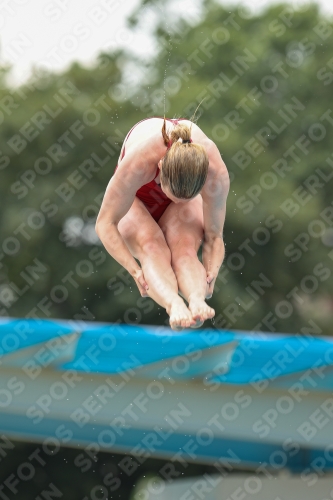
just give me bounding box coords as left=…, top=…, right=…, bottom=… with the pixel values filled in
left=0, top=318, right=332, bottom=472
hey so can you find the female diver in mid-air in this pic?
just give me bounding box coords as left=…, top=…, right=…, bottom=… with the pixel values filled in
left=96, top=115, right=230, bottom=330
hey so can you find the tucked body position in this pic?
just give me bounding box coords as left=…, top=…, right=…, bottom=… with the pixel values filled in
left=96, top=116, right=230, bottom=330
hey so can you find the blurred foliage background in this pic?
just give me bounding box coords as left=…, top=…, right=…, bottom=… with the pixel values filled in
left=1, top=0, right=333, bottom=337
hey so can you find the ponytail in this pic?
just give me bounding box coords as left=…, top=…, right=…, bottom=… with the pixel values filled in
left=161, top=116, right=170, bottom=147
left=162, top=117, right=192, bottom=148
left=161, top=97, right=205, bottom=148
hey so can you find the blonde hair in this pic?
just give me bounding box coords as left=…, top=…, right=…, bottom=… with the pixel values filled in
left=160, top=117, right=209, bottom=199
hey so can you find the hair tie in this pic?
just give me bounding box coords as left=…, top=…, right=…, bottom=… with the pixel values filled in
left=167, top=138, right=192, bottom=147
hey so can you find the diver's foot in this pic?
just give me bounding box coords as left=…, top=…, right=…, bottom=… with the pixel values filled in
left=188, top=295, right=215, bottom=328
left=167, top=299, right=196, bottom=331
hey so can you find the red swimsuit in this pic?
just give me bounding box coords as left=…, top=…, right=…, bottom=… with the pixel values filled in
left=115, top=117, right=186, bottom=222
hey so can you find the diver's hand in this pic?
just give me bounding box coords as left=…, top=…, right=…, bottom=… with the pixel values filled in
left=132, top=268, right=149, bottom=297
left=206, top=272, right=216, bottom=299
